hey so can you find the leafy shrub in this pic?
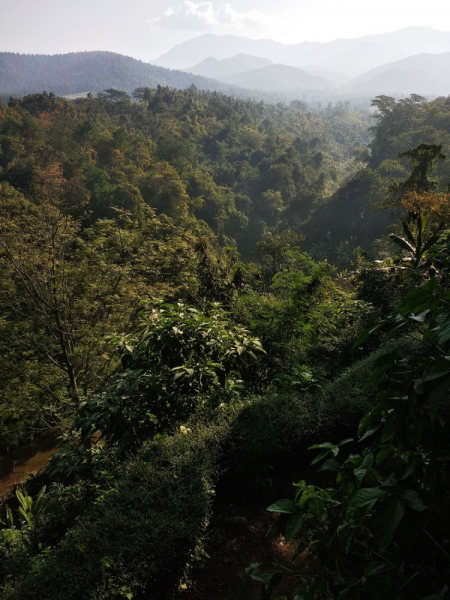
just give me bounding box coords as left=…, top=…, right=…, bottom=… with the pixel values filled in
left=226, top=337, right=417, bottom=473
left=247, top=281, right=449, bottom=599
left=72, top=302, right=263, bottom=449
left=2, top=339, right=406, bottom=599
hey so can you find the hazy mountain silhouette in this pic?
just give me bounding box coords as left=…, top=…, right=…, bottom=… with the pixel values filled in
left=184, top=54, right=273, bottom=79
left=153, top=34, right=319, bottom=70
left=344, top=52, right=450, bottom=95
left=222, top=64, right=334, bottom=92
left=154, top=27, right=450, bottom=77
left=303, top=69, right=352, bottom=87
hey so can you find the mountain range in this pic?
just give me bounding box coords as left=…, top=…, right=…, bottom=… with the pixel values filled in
left=182, top=55, right=336, bottom=91
left=182, top=54, right=273, bottom=79
left=1, top=26, right=450, bottom=102
left=343, top=52, right=450, bottom=96
left=181, top=50, right=450, bottom=98
left=222, top=64, right=334, bottom=92
left=154, top=27, right=450, bottom=77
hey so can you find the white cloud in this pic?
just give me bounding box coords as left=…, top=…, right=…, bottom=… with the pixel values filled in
left=150, top=2, right=216, bottom=32
left=150, top=2, right=284, bottom=34
left=216, top=4, right=273, bottom=29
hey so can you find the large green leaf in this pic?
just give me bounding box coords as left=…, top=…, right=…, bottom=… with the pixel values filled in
left=428, top=373, right=450, bottom=420
left=349, top=487, right=388, bottom=509
left=423, top=359, right=450, bottom=382
left=436, top=314, right=450, bottom=344
left=354, top=453, right=374, bottom=483
left=376, top=497, right=405, bottom=551
left=389, top=234, right=414, bottom=253
left=319, top=458, right=340, bottom=472
left=309, top=442, right=339, bottom=465
left=398, top=279, right=438, bottom=314
left=402, top=221, right=416, bottom=247
left=284, top=514, right=303, bottom=542
left=267, top=499, right=298, bottom=514
left=400, top=489, right=425, bottom=511
left=422, top=224, right=445, bottom=254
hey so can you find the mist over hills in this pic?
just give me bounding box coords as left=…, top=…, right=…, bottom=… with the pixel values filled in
left=183, top=56, right=338, bottom=92
left=2, top=27, right=450, bottom=104
left=154, top=27, right=450, bottom=77
left=222, top=64, right=334, bottom=92
left=153, top=34, right=319, bottom=70
left=344, top=52, right=450, bottom=96
left=302, top=69, right=351, bottom=87
left=183, top=54, right=273, bottom=79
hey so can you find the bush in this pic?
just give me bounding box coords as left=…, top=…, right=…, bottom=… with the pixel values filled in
left=1, top=338, right=418, bottom=599
left=226, top=337, right=419, bottom=472
left=73, top=302, right=263, bottom=448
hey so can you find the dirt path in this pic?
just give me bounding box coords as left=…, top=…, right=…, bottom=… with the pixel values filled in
left=0, top=430, right=60, bottom=496
left=174, top=505, right=304, bottom=600
left=173, top=458, right=320, bottom=600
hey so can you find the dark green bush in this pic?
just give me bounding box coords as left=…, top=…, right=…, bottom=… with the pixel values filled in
left=1, top=338, right=418, bottom=599
left=226, top=337, right=418, bottom=471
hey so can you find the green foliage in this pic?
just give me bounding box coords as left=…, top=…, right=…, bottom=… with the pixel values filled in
left=0, top=343, right=410, bottom=598
left=1, top=87, right=369, bottom=256
left=370, top=95, right=450, bottom=190
left=0, top=87, right=372, bottom=448
left=226, top=337, right=416, bottom=477
left=70, top=302, right=263, bottom=448
left=305, top=168, right=391, bottom=259
left=16, top=487, right=46, bottom=526
left=388, top=143, right=446, bottom=202
left=248, top=279, right=450, bottom=599
left=0, top=184, right=198, bottom=449
left=0, top=419, right=229, bottom=600
left=234, top=265, right=370, bottom=380
left=4, top=85, right=450, bottom=600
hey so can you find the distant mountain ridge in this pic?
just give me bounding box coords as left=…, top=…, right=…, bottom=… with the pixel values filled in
left=222, top=64, right=334, bottom=92
left=344, top=52, right=450, bottom=96
left=154, top=34, right=319, bottom=70
left=153, top=27, right=450, bottom=77
left=3, top=45, right=450, bottom=105
left=0, top=51, right=241, bottom=96
left=183, top=54, right=273, bottom=79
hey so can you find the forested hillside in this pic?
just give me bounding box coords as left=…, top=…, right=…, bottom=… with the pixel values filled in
left=0, top=87, right=371, bottom=258
left=0, top=51, right=240, bottom=97
left=1, top=87, right=450, bottom=599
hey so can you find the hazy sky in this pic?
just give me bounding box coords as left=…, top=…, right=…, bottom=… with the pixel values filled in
left=1, top=0, right=450, bottom=62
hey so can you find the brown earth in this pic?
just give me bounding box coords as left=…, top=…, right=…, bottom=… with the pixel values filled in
left=0, top=430, right=60, bottom=496
left=173, top=504, right=306, bottom=600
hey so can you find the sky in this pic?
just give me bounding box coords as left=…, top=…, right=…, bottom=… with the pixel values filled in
left=1, top=0, right=450, bottom=62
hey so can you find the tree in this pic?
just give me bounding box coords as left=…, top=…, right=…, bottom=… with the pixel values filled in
left=390, top=191, right=450, bottom=268
left=255, top=230, right=306, bottom=282
left=0, top=179, right=198, bottom=442
left=389, top=143, right=446, bottom=204
left=100, top=89, right=131, bottom=102
left=385, top=144, right=450, bottom=268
